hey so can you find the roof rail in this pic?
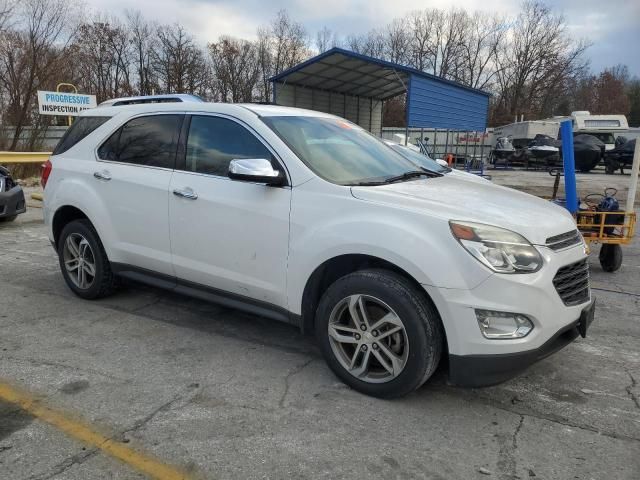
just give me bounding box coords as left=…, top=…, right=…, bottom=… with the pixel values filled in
left=98, top=94, right=205, bottom=107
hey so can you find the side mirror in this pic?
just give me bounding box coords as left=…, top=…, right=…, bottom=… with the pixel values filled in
left=435, top=159, right=449, bottom=167
left=228, top=158, right=285, bottom=186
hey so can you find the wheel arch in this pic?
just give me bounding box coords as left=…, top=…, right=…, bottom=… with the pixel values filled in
left=52, top=205, right=93, bottom=249
left=299, top=253, right=442, bottom=336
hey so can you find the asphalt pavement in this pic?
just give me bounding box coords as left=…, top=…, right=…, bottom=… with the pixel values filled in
left=0, top=189, right=639, bottom=479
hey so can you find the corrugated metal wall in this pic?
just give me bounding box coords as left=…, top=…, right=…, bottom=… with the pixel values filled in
left=274, top=83, right=382, bottom=136
left=406, top=74, right=488, bottom=131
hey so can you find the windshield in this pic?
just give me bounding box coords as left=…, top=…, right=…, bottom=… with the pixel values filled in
left=387, top=143, right=449, bottom=173
left=262, top=116, right=422, bottom=185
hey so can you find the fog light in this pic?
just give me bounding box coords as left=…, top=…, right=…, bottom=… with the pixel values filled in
left=475, top=310, right=533, bottom=339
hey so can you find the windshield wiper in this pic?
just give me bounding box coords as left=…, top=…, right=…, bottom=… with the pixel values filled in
left=417, top=166, right=446, bottom=176
left=353, top=170, right=441, bottom=186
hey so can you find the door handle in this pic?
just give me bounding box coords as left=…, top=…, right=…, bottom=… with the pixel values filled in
left=93, top=170, right=112, bottom=181
left=173, top=188, right=198, bottom=200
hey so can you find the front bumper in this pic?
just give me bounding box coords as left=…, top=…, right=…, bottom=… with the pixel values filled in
left=0, top=185, right=26, bottom=218
left=423, top=243, right=594, bottom=386
left=449, top=299, right=595, bottom=387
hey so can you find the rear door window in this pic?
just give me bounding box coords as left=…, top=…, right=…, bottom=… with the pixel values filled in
left=98, top=114, right=183, bottom=169
left=53, top=116, right=112, bottom=155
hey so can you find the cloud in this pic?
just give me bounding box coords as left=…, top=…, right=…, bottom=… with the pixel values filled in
left=83, top=0, right=638, bottom=75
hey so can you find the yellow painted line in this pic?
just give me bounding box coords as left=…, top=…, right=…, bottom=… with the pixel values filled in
left=31, top=193, right=43, bottom=201
left=0, top=382, right=190, bottom=480
left=0, top=151, right=51, bottom=164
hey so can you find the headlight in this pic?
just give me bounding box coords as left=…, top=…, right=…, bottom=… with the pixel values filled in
left=450, top=221, right=542, bottom=273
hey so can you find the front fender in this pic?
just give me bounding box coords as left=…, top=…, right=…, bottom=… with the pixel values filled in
left=287, top=181, right=492, bottom=314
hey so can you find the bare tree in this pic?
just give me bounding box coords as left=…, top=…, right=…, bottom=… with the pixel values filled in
left=407, top=9, right=437, bottom=71
left=0, top=0, right=15, bottom=33
left=346, top=30, right=384, bottom=58
left=457, top=11, right=506, bottom=90
left=315, top=26, right=337, bottom=53
left=209, top=36, right=260, bottom=102
left=491, top=1, right=589, bottom=123
left=0, top=0, right=76, bottom=150
left=152, top=23, right=210, bottom=95
left=255, top=27, right=273, bottom=102
left=72, top=15, right=132, bottom=103
left=572, top=66, right=631, bottom=115
left=126, top=10, right=157, bottom=96
left=431, top=9, right=467, bottom=79
left=255, top=10, right=308, bottom=103
left=270, top=10, right=308, bottom=73
left=384, top=18, right=410, bottom=64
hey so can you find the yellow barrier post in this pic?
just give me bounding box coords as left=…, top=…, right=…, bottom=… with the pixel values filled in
left=56, top=82, right=78, bottom=127
left=0, top=152, right=51, bottom=202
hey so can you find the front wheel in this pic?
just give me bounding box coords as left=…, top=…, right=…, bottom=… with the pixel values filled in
left=599, top=244, right=622, bottom=272
left=315, top=269, right=443, bottom=398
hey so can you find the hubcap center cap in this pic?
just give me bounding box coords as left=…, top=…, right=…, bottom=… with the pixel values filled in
left=362, top=331, right=374, bottom=343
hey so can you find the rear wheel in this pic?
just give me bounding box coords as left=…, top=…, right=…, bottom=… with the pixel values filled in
left=58, top=220, right=117, bottom=299
left=599, top=244, right=622, bottom=272
left=315, top=269, right=443, bottom=398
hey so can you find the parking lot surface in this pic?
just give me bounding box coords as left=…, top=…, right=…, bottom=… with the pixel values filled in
left=1, top=174, right=639, bottom=479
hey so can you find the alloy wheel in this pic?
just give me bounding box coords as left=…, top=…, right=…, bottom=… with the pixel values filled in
left=327, top=294, right=409, bottom=383
left=62, top=233, right=96, bottom=290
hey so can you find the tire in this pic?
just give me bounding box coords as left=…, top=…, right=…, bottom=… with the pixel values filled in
left=58, top=219, right=117, bottom=299
left=0, top=215, right=17, bottom=223
left=315, top=269, right=443, bottom=398
left=599, top=244, right=622, bottom=272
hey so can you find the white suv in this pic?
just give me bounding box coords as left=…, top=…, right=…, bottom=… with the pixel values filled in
left=42, top=100, right=595, bottom=398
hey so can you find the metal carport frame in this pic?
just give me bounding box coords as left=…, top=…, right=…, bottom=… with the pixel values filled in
left=270, top=48, right=490, bottom=137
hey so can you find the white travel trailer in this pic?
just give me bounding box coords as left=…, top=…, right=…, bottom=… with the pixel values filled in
left=552, top=111, right=629, bottom=151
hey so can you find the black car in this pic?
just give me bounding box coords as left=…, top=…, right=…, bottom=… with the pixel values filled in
left=0, top=165, right=26, bottom=222
left=604, top=137, right=636, bottom=174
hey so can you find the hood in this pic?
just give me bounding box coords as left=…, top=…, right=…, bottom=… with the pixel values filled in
left=351, top=175, right=577, bottom=245
left=447, top=169, right=491, bottom=184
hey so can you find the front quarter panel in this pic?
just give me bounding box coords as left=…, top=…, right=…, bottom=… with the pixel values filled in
left=287, top=178, right=493, bottom=315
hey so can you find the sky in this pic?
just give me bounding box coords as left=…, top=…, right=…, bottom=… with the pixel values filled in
left=85, top=0, right=640, bottom=77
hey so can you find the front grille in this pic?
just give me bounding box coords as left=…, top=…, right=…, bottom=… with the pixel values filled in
left=553, top=259, right=590, bottom=306
left=546, top=230, right=582, bottom=251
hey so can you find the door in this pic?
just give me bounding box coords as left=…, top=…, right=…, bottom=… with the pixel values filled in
left=169, top=114, right=291, bottom=308
left=94, top=113, right=184, bottom=275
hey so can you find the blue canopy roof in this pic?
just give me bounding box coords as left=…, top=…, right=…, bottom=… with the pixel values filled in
left=270, top=47, right=490, bottom=101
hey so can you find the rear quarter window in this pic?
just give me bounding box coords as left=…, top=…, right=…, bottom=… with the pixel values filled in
left=97, top=114, right=183, bottom=169
left=53, top=116, right=112, bottom=155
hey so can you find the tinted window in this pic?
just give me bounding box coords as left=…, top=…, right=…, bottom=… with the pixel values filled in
left=184, top=116, right=273, bottom=176
left=53, top=116, right=111, bottom=155
left=98, top=115, right=182, bottom=169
